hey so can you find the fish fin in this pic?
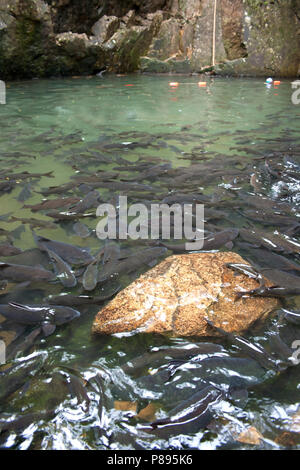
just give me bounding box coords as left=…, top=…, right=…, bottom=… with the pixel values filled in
left=8, top=302, right=31, bottom=311
left=42, top=322, right=56, bottom=337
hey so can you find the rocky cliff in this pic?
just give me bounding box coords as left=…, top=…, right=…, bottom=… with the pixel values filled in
left=0, top=0, right=299, bottom=79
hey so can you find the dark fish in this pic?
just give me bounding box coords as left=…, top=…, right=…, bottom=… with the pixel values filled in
left=70, top=190, right=101, bottom=213
left=16, top=183, right=32, bottom=202
left=247, top=248, right=300, bottom=273
left=0, top=302, right=80, bottom=336
left=59, top=371, right=90, bottom=411
left=0, top=262, right=54, bottom=282
left=98, top=181, right=154, bottom=191
left=226, top=262, right=265, bottom=287
left=33, top=233, right=94, bottom=266
left=24, top=196, right=81, bottom=212
left=6, top=327, right=42, bottom=360
left=5, top=170, right=54, bottom=180
left=8, top=216, right=57, bottom=230
left=0, top=354, right=45, bottom=401
left=45, top=210, right=95, bottom=221
left=47, top=286, right=120, bottom=306
left=82, top=261, right=98, bottom=291
left=122, top=164, right=172, bottom=182
left=281, top=309, right=300, bottom=325
left=141, top=385, right=224, bottom=437
left=0, top=242, right=22, bottom=257
left=39, top=182, right=78, bottom=195
left=268, top=332, right=295, bottom=362
left=239, top=228, right=300, bottom=255
left=73, top=221, right=91, bottom=238
left=242, top=209, right=299, bottom=228
left=238, top=192, right=292, bottom=214
left=0, top=181, right=16, bottom=193
left=122, top=344, right=224, bottom=374
left=0, top=410, right=54, bottom=433
left=205, top=319, right=278, bottom=371
left=236, top=285, right=300, bottom=299
left=97, top=247, right=167, bottom=282
left=259, top=268, right=300, bottom=289
left=45, top=248, right=77, bottom=288
left=201, top=229, right=239, bottom=250
left=3, top=248, right=50, bottom=269
left=102, top=242, right=120, bottom=264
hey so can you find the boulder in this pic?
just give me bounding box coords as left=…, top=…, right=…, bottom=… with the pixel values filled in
left=91, top=15, right=120, bottom=42
left=92, top=252, right=279, bottom=337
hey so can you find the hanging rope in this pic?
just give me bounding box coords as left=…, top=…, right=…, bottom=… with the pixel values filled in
left=212, top=0, right=217, bottom=67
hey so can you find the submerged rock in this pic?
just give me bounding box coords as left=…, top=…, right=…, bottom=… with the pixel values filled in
left=92, top=252, right=279, bottom=337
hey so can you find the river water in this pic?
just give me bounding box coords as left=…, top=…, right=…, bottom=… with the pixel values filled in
left=0, top=75, right=299, bottom=450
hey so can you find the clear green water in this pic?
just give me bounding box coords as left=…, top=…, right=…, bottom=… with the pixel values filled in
left=0, top=75, right=300, bottom=450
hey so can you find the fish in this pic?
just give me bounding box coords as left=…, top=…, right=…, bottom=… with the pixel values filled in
left=70, top=190, right=101, bottom=213
left=6, top=327, right=42, bottom=360
left=258, top=268, right=300, bottom=289
left=102, top=242, right=120, bottom=264
left=38, top=182, right=79, bottom=195
left=47, top=285, right=121, bottom=306
left=0, top=242, right=22, bottom=257
left=246, top=248, right=300, bottom=273
left=205, top=319, right=278, bottom=371
left=0, top=262, right=55, bottom=282
left=82, top=261, right=98, bottom=291
left=122, top=344, right=224, bottom=374
left=24, top=196, right=81, bottom=212
left=33, top=233, right=94, bottom=266
left=281, top=309, right=300, bottom=325
left=226, top=262, right=265, bottom=287
left=45, top=210, right=95, bottom=221
left=73, top=221, right=91, bottom=238
left=201, top=229, right=239, bottom=251
left=45, top=248, right=77, bottom=288
left=0, top=410, right=54, bottom=434
left=97, top=247, right=167, bottom=283
left=0, top=302, right=80, bottom=336
left=16, top=183, right=32, bottom=202
left=236, top=285, right=300, bottom=299
left=0, top=354, right=45, bottom=401
left=268, top=332, right=295, bottom=362
left=8, top=216, right=57, bottom=230
left=239, top=229, right=300, bottom=255
left=4, top=170, right=54, bottom=180
left=141, top=385, right=224, bottom=437
left=0, top=181, right=16, bottom=193
left=121, top=164, right=172, bottom=182
left=59, top=371, right=90, bottom=411
left=241, top=209, right=299, bottom=228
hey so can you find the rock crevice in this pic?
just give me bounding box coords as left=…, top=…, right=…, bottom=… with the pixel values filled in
left=0, top=0, right=299, bottom=78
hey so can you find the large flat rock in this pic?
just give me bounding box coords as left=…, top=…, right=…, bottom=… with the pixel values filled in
left=92, top=252, right=279, bottom=337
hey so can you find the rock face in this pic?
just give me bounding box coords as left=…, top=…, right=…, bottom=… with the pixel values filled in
left=0, top=0, right=299, bottom=79
left=92, top=252, right=279, bottom=337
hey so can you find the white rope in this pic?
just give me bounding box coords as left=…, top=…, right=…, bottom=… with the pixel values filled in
left=212, top=0, right=217, bottom=66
